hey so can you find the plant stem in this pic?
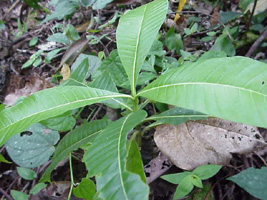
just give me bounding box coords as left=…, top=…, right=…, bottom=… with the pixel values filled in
left=247, top=0, right=257, bottom=30
left=133, top=97, right=139, bottom=112
left=67, top=153, right=74, bottom=200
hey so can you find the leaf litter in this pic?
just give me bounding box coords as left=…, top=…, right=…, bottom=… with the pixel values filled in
left=154, top=118, right=267, bottom=170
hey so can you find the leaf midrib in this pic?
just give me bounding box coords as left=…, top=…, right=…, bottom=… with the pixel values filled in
left=118, top=114, right=131, bottom=200
left=41, top=129, right=102, bottom=181
left=0, top=94, right=132, bottom=137
left=138, top=82, right=267, bottom=97
left=131, top=5, right=147, bottom=95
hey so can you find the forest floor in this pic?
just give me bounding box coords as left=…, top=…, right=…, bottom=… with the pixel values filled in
left=0, top=0, right=267, bottom=199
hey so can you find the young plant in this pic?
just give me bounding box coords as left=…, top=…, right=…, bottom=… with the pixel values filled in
left=0, top=0, right=267, bottom=199
left=161, top=165, right=222, bottom=199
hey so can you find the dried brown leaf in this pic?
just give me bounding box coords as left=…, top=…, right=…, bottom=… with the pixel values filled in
left=4, top=74, right=52, bottom=106
left=154, top=118, right=266, bottom=170
left=60, top=37, right=89, bottom=68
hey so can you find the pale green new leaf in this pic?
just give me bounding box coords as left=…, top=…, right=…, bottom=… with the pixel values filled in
left=41, top=119, right=108, bottom=182
left=83, top=111, right=149, bottom=200
left=116, top=0, right=168, bottom=95
left=0, top=86, right=132, bottom=146
left=138, top=57, right=267, bottom=128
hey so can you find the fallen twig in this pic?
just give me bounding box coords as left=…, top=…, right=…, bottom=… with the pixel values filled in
left=245, top=27, right=267, bottom=57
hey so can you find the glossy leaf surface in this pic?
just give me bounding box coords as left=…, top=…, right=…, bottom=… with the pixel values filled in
left=139, top=57, right=267, bottom=128
left=0, top=86, right=132, bottom=146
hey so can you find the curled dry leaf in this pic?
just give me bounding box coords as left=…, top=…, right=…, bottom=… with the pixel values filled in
left=154, top=118, right=267, bottom=170
left=59, top=37, right=89, bottom=68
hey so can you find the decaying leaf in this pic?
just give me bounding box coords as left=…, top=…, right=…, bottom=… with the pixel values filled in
left=59, top=37, right=89, bottom=68
left=154, top=118, right=266, bottom=170
left=60, top=63, right=71, bottom=80
left=4, top=74, right=52, bottom=106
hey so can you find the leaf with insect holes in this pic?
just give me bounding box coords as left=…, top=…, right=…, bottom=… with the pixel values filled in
left=6, top=123, right=59, bottom=168
left=0, top=86, right=132, bottom=146
left=154, top=118, right=266, bottom=170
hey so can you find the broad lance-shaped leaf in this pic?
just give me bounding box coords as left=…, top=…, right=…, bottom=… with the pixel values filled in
left=116, top=0, right=168, bottom=95
left=41, top=119, right=108, bottom=183
left=0, top=86, right=132, bottom=146
left=138, top=56, right=267, bottom=128
left=83, top=111, right=149, bottom=200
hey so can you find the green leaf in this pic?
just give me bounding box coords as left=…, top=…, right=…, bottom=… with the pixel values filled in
left=116, top=0, right=168, bottom=95
left=161, top=172, right=191, bottom=184
left=83, top=111, right=149, bottom=200
left=211, top=35, right=235, bottom=56
left=197, top=50, right=227, bottom=62
left=73, top=178, right=96, bottom=200
left=47, top=33, right=70, bottom=45
left=43, top=0, right=78, bottom=22
left=71, top=54, right=101, bottom=79
left=174, top=175, right=194, bottom=199
left=137, top=72, right=156, bottom=86
left=33, top=57, right=42, bottom=67
left=239, top=0, right=254, bottom=12
left=146, top=107, right=207, bottom=125
left=0, top=20, right=6, bottom=30
left=30, top=183, right=47, bottom=195
left=149, top=40, right=166, bottom=57
left=94, top=50, right=129, bottom=89
left=191, top=175, right=203, bottom=188
left=45, top=48, right=62, bottom=63
left=65, top=24, right=80, bottom=41
left=90, top=70, right=128, bottom=109
left=17, top=167, right=37, bottom=180
left=6, top=123, right=60, bottom=168
left=138, top=57, right=267, bottom=128
left=62, top=58, right=90, bottom=86
left=227, top=167, right=267, bottom=200
left=220, top=11, right=242, bottom=24
left=40, top=111, right=75, bottom=132
left=11, top=190, right=28, bottom=200
left=40, top=119, right=108, bottom=182
left=0, top=153, right=11, bottom=164
left=193, top=165, right=222, bottom=180
left=29, top=37, right=38, bottom=46
left=126, top=139, right=146, bottom=183
left=0, top=86, right=132, bottom=146
left=92, top=0, right=113, bottom=9
left=164, top=27, right=183, bottom=55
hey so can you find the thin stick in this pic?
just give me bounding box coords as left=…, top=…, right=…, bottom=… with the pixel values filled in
left=247, top=0, right=258, bottom=30
left=245, top=27, right=267, bottom=57
left=5, top=0, right=21, bottom=19
left=0, top=187, right=12, bottom=200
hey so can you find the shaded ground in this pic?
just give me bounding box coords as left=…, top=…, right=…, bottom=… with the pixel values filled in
left=0, top=0, right=267, bottom=199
